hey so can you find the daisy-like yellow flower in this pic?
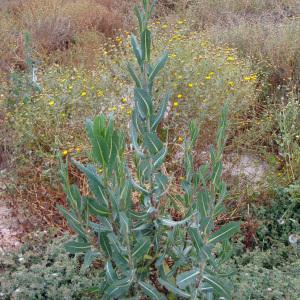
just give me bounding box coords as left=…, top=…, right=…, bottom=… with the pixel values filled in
left=161, top=24, right=168, bottom=29
left=62, top=150, right=68, bottom=156
left=48, top=100, right=55, bottom=106
left=188, top=83, right=193, bottom=88
left=173, top=101, right=179, bottom=107
left=227, top=56, right=235, bottom=62
left=81, top=91, right=87, bottom=97
left=205, top=76, right=211, bottom=80
left=228, top=81, right=235, bottom=87
left=178, top=136, right=183, bottom=142
left=112, top=106, right=117, bottom=111
left=177, top=94, right=183, bottom=99
left=244, top=76, right=251, bottom=81
left=121, top=97, right=127, bottom=103
left=97, top=90, right=104, bottom=97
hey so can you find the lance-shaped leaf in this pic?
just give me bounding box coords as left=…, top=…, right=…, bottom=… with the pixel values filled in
left=141, top=29, right=151, bottom=62
left=130, top=122, right=145, bottom=158
left=134, top=88, right=152, bottom=119
left=131, top=177, right=151, bottom=195
left=82, top=250, right=100, bottom=270
left=138, top=281, right=167, bottom=300
left=160, top=212, right=194, bottom=227
left=158, top=278, right=190, bottom=298
left=128, top=209, right=149, bottom=220
left=134, top=6, right=144, bottom=33
left=65, top=240, right=90, bottom=254
left=176, top=269, right=200, bottom=289
left=128, top=63, right=142, bottom=88
left=151, top=92, right=171, bottom=131
left=58, top=206, right=86, bottom=237
left=143, top=132, right=163, bottom=155
left=203, top=273, right=231, bottom=299
left=132, top=237, right=151, bottom=261
left=149, top=52, right=168, bottom=82
left=105, top=261, right=118, bottom=284
left=99, top=232, right=112, bottom=257
left=188, top=227, right=214, bottom=263
left=91, top=135, right=109, bottom=166
left=197, top=190, right=210, bottom=218
left=152, top=146, right=167, bottom=169
left=208, top=222, right=240, bottom=245
left=68, top=184, right=83, bottom=212
left=119, top=212, right=130, bottom=235
left=131, top=34, right=142, bottom=66
left=87, top=198, right=110, bottom=217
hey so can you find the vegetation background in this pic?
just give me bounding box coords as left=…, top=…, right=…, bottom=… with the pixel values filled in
left=0, top=0, right=300, bottom=299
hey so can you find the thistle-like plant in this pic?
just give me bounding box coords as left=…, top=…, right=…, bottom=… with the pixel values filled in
left=58, top=1, right=240, bottom=299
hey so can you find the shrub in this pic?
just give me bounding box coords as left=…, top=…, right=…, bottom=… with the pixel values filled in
left=58, top=1, right=240, bottom=298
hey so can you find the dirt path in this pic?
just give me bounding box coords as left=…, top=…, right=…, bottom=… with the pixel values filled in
left=0, top=171, right=22, bottom=254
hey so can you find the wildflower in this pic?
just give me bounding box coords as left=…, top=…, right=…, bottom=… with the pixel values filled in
left=244, top=76, right=251, bottom=81
left=62, top=150, right=68, bottom=156
left=112, top=106, right=117, bottom=111
left=127, top=109, right=132, bottom=115
left=161, top=24, right=168, bottom=29
left=227, top=56, right=235, bottom=62
left=97, top=90, right=104, bottom=97
left=178, top=136, right=183, bottom=142
left=208, top=72, right=214, bottom=76
left=177, top=94, right=183, bottom=99
left=76, top=147, right=81, bottom=153
left=177, top=20, right=184, bottom=25
left=250, top=74, right=257, bottom=81
left=48, top=100, right=55, bottom=106
left=188, top=83, right=193, bottom=88
left=173, top=101, right=179, bottom=107
left=228, top=81, right=235, bottom=87
left=121, top=97, right=127, bottom=103
left=81, top=91, right=87, bottom=97
left=205, top=76, right=211, bottom=80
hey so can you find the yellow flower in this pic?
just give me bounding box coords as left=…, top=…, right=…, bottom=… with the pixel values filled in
left=227, top=56, right=235, bottom=62
left=205, top=76, right=211, bottom=80
left=48, top=100, right=55, bottom=106
left=178, top=136, right=183, bottom=142
left=173, top=101, right=179, bottom=107
left=177, top=20, right=184, bottom=25
left=127, top=109, right=132, bottom=115
left=62, top=150, right=68, bottom=156
left=97, top=90, right=104, bottom=97
left=244, top=76, right=251, bottom=81
left=121, top=97, right=127, bottom=103
left=177, top=94, right=183, bottom=99
left=228, top=81, right=235, bottom=87
left=161, top=24, right=168, bottom=29
left=250, top=74, right=257, bottom=80
left=81, top=91, right=87, bottom=97
left=188, top=83, right=193, bottom=88
left=112, top=106, right=117, bottom=111
left=76, top=147, right=81, bottom=153
left=209, top=72, right=214, bottom=76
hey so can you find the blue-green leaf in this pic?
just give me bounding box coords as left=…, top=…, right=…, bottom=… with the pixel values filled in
left=143, top=132, right=163, bottom=154
left=208, top=222, right=240, bottom=244
left=65, top=240, right=90, bottom=254
left=149, top=52, right=168, bottom=82
left=176, top=269, right=200, bottom=289
left=138, top=281, right=167, bottom=300
left=158, top=278, right=190, bottom=298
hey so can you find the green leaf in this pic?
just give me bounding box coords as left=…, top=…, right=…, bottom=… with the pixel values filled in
left=141, top=28, right=151, bottom=61
left=203, top=273, right=231, bottom=299
left=208, top=222, right=240, bottom=244
left=99, top=232, right=112, bottom=257
left=158, top=278, right=190, bottom=298
left=151, top=92, right=171, bottom=131
left=132, top=238, right=151, bottom=261
left=131, top=34, right=142, bottom=66
left=143, top=132, right=163, bottom=154
left=128, top=209, right=148, bottom=220
left=65, top=240, right=90, bottom=254
left=87, top=198, right=110, bottom=217
left=134, top=6, right=144, bottom=33
left=197, top=190, right=210, bottom=218
left=128, top=63, right=142, bottom=88
left=82, top=250, right=100, bottom=270
left=138, top=281, right=167, bottom=300
left=160, top=213, right=193, bottom=227
left=134, top=88, right=152, bottom=119
left=58, top=206, right=86, bottom=237
left=131, top=177, right=150, bottom=195
left=105, top=261, right=118, bottom=284
left=91, top=135, right=109, bottom=166
left=149, top=52, right=168, bottom=82
left=176, top=269, right=200, bottom=289
left=154, top=173, right=168, bottom=195
left=130, top=122, right=145, bottom=158
left=152, top=146, right=167, bottom=169
left=119, top=212, right=130, bottom=235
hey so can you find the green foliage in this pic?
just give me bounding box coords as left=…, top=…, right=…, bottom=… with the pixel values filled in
left=7, top=32, right=41, bottom=108
left=256, top=182, right=300, bottom=249
left=0, top=233, right=102, bottom=300
left=58, top=1, right=239, bottom=299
